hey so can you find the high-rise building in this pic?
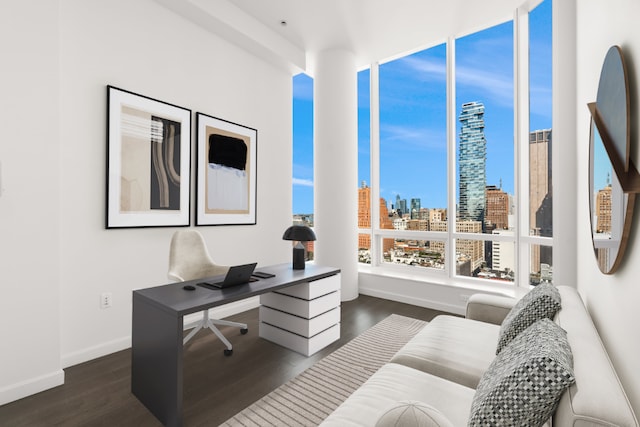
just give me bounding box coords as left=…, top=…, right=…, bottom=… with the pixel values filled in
left=529, top=129, right=552, bottom=237
left=410, top=198, right=421, bottom=219
left=358, top=182, right=394, bottom=252
left=596, top=184, right=612, bottom=233
left=492, top=229, right=515, bottom=273
left=358, top=181, right=371, bottom=230
left=529, top=129, right=553, bottom=272
left=458, top=102, right=487, bottom=226
left=484, top=185, right=509, bottom=269
left=485, top=185, right=509, bottom=230
left=395, top=194, right=408, bottom=216
left=456, top=220, right=485, bottom=272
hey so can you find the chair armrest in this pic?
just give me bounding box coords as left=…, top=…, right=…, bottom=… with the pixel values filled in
left=465, top=294, right=517, bottom=325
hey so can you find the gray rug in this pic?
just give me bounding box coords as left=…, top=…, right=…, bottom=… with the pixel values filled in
left=220, top=314, right=427, bottom=426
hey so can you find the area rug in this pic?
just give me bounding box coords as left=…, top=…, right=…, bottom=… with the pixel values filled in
left=220, top=314, right=427, bottom=426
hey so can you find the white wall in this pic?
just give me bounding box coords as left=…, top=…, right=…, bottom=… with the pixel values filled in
left=576, top=0, right=640, bottom=415
left=1, top=0, right=293, bottom=403
left=0, top=0, right=64, bottom=405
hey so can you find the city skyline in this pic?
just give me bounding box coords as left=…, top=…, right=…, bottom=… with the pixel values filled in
left=293, top=0, right=552, bottom=215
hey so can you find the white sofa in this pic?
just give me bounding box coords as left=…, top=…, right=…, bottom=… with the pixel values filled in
left=321, top=286, right=639, bottom=426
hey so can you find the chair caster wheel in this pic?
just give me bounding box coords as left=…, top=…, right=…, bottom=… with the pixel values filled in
left=224, top=349, right=233, bottom=356
left=240, top=328, right=248, bottom=335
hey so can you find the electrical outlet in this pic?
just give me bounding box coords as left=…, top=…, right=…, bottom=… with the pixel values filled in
left=101, top=292, right=112, bottom=309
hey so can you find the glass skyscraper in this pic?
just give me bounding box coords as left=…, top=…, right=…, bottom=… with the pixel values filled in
left=410, top=198, right=421, bottom=219
left=458, top=101, right=487, bottom=224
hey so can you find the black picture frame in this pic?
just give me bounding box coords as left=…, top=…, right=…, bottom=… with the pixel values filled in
left=106, top=86, right=191, bottom=228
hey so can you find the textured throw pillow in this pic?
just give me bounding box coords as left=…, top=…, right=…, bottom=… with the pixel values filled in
left=469, top=319, right=575, bottom=427
left=376, top=401, right=454, bottom=427
left=496, top=282, right=561, bottom=354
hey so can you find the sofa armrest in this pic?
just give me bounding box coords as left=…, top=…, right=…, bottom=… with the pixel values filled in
left=465, top=294, right=516, bottom=325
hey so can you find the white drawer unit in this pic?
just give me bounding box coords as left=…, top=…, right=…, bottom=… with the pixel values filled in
left=259, top=290, right=340, bottom=319
left=260, top=306, right=341, bottom=337
left=259, top=273, right=341, bottom=356
left=274, top=273, right=340, bottom=299
left=259, top=322, right=340, bottom=357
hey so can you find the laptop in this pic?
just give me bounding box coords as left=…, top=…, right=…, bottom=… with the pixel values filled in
left=197, top=262, right=258, bottom=290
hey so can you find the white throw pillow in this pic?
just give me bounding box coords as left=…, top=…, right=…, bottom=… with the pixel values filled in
left=376, top=400, right=454, bottom=427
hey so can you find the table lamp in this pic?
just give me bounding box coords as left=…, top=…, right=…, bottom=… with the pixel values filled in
left=282, top=225, right=316, bottom=270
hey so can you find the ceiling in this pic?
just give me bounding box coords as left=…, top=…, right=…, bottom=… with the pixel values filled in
left=157, top=0, right=526, bottom=73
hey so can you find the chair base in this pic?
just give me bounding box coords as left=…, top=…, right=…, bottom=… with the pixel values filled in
left=183, top=309, right=248, bottom=355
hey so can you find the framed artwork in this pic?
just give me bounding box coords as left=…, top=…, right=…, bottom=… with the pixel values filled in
left=196, top=113, right=257, bottom=225
left=106, top=86, right=191, bottom=228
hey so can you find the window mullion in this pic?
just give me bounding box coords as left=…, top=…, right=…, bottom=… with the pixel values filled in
left=515, top=6, right=530, bottom=288
left=446, top=36, right=456, bottom=279
left=370, top=62, right=381, bottom=267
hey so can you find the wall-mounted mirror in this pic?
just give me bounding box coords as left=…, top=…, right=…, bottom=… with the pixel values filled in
left=588, top=45, right=639, bottom=274
left=589, top=119, right=635, bottom=273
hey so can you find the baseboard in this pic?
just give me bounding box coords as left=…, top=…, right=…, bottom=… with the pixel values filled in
left=0, top=369, right=64, bottom=406
left=62, top=296, right=261, bottom=368
left=62, top=336, right=131, bottom=369
left=359, top=286, right=465, bottom=316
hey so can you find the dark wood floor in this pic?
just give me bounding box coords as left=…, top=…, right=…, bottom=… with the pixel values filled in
left=0, top=295, right=448, bottom=427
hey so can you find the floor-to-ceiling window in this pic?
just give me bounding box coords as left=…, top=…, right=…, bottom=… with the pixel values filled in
left=358, top=69, right=373, bottom=263
left=295, top=0, right=553, bottom=289
left=526, top=0, right=553, bottom=285
left=455, top=20, right=515, bottom=282
left=357, top=0, right=552, bottom=288
left=375, top=44, right=448, bottom=271
left=292, top=73, right=314, bottom=259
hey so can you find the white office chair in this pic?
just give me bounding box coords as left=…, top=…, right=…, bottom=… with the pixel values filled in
left=168, top=229, right=248, bottom=356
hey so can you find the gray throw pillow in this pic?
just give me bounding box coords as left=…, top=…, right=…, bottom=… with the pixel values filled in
left=469, top=319, right=575, bottom=427
left=496, top=282, right=561, bottom=354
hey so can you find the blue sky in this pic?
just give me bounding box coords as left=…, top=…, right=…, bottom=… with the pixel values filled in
left=293, top=0, right=552, bottom=214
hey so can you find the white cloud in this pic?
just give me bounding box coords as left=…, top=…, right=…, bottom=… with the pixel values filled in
left=401, top=56, right=446, bottom=78
left=456, top=65, right=513, bottom=107
left=381, top=124, right=446, bottom=151
left=293, top=177, right=314, bottom=187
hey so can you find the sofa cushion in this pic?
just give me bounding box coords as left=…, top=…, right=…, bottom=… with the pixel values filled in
left=375, top=401, right=454, bottom=427
left=469, top=318, right=575, bottom=427
left=496, top=282, right=561, bottom=354
left=465, top=293, right=517, bottom=325
left=390, top=315, right=499, bottom=389
left=320, top=363, right=476, bottom=427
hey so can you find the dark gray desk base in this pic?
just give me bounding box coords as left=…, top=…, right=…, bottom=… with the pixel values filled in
left=131, top=263, right=340, bottom=427
left=132, top=293, right=183, bottom=426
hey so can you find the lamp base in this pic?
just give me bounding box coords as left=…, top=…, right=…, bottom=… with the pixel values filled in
left=292, top=243, right=306, bottom=270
